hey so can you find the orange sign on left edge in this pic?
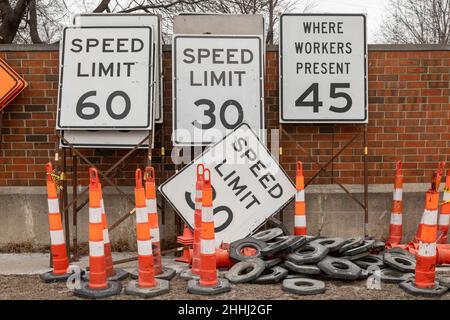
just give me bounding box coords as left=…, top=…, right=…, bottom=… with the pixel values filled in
left=0, top=58, right=28, bottom=112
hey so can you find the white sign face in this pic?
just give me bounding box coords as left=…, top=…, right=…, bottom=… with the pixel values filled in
left=173, top=35, right=264, bottom=146
left=57, top=26, right=153, bottom=130
left=60, top=130, right=150, bottom=149
left=280, top=14, right=367, bottom=123
left=159, top=123, right=295, bottom=245
left=73, top=14, right=163, bottom=123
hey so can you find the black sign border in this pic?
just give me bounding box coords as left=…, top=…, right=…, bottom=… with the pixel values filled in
left=57, top=25, right=153, bottom=129
left=172, top=35, right=264, bottom=146
left=280, top=13, right=368, bottom=123
left=0, top=62, right=19, bottom=104
left=159, top=122, right=295, bottom=240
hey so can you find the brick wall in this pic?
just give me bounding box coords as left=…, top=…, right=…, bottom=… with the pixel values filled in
left=0, top=45, right=449, bottom=187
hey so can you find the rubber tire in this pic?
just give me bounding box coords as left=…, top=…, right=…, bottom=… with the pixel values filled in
left=317, top=256, right=362, bottom=280
left=341, top=251, right=371, bottom=261
left=310, top=237, right=347, bottom=252
left=252, top=266, right=288, bottom=284
left=229, top=238, right=267, bottom=262
left=225, top=258, right=266, bottom=284
left=400, top=279, right=448, bottom=297
left=260, top=236, right=303, bottom=258
left=383, top=252, right=415, bottom=273
left=341, top=239, right=375, bottom=256
left=379, top=268, right=414, bottom=284
left=338, top=237, right=365, bottom=253
left=264, top=258, right=282, bottom=268
left=286, top=243, right=329, bottom=265
left=284, top=260, right=321, bottom=275
left=282, top=278, right=326, bottom=296
left=354, top=254, right=385, bottom=269
left=252, top=228, right=284, bottom=242
left=73, top=280, right=122, bottom=299
left=187, top=278, right=231, bottom=296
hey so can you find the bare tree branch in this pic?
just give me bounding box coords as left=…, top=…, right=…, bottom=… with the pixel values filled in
left=28, top=0, right=42, bottom=43
left=93, top=0, right=111, bottom=13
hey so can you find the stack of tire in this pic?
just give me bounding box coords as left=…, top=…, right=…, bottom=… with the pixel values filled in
left=225, top=228, right=416, bottom=296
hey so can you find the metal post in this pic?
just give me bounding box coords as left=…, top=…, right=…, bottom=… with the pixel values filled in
left=364, top=124, right=369, bottom=238
left=278, top=122, right=284, bottom=224
left=72, top=153, right=78, bottom=261
left=62, top=148, right=70, bottom=259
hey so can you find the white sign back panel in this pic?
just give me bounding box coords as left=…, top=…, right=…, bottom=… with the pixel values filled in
left=73, top=14, right=163, bottom=123
left=159, top=123, right=295, bottom=245
left=57, top=26, right=152, bottom=129
left=280, top=14, right=367, bottom=123
left=173, top=35, right=264, bottom=146
left=60, top=130, right=150, bottom=149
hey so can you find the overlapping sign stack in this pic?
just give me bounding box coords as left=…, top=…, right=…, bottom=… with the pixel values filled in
left=57, top=14, right=162, bottom=148
left=0, top=58, right=28, bottom=112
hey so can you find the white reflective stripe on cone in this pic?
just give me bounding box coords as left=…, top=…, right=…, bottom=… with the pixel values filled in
left=50, top=229, right=65, bottom=245
left=137, top=240, right=153, bottom=255
left=200, top=239, right=216, bottom=255
left=150, top=228, right=160, bottom=242
left=135, top=207, right=148, bottom=223
left=418, top=242, right=437, bottom=257
left=202, top=207, right=214, bottom=222
left=295, top=215, right=306, bottom=226
left=89, top=241, right=105, bottom=257
left=443, top=190, right=450, bottom=201
left=103, top=229, right=110, bottom=244
left=439, top=214, right=450, bottom=226
left=195, top=201, right=202, bottom=211
left=295, top=190, right=305, bottom=202
left=146, top=199, right=157, bottom=213
left=421, top=209, right=438, bottom=226
left=390, top=213, right=402, bottom=225
left=47, top=198, right=60, bottom=214
left=89, top=207, right=102, bottom=223
left=393, top=189, right=403, bottom=201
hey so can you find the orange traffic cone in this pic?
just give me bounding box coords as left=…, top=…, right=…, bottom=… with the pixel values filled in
left=99, top=186, right=128, bottom=281
left=438, top=170, right=450, bottom=244
left=181, top=164, right=205, bottom=280
left=415, top=163, right=445, bottom=241
left=176, top=225, right=194, bottom=263
left=387, top=161, right=403, bottom=245
left=192, top=164, right=204, bottom=275
left=400, top=176, right=447, bottom=297
left=187, top=169, right=231, bottom=295
left=144, top=166, right=175, bottom=280
left=294, top=161, right=307, bottom=235
left=125, top=169, right=170, bottom=298
left=74, top=168, right=121, bottom=299
left=40, top=163, right=72, bottom=283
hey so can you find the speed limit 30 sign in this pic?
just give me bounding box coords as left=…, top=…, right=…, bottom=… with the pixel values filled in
left=173, top=35, right=264, bottom=146
left=280, top=14, right=367, bottom=123
left=57, top=26, right=153, bottom=130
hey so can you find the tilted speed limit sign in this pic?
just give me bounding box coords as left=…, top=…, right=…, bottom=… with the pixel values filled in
left=57, top=26, right=153, bottom=130
left=173, top=35, right=264, bottom=146
left=280, top=14, right=367, bottom=123
left=159, top=123, right=295, bottom=245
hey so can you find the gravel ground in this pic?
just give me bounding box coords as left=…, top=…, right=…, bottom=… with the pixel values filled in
left=1, top=274, right=449, bottom=300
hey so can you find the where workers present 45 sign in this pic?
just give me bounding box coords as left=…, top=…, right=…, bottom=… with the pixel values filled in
left=173, top=35, right=264, bottom=146
left=57, top=26, right=153, bottom=130
left=280, top=14, right=368, bottom=123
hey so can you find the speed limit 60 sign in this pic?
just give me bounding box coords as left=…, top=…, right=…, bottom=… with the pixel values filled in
left=280, top=14, right=367, bottom=123
left=173, top=35, right=264, bottom=146
left=159, top=123, right=295, bottom=245
left=57, top=26, right=153, bottom=130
